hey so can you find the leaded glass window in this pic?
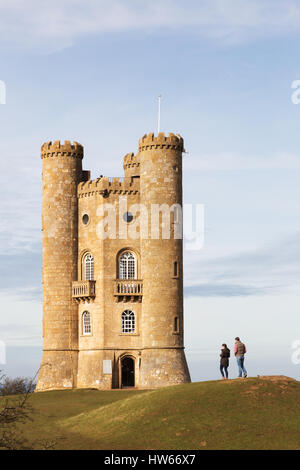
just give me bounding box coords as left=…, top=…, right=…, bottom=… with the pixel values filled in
left=119, top=251, right=136, bottom=279
left=83, top=311, right=91, bottom=335
left=84, top=253, right=94, bottom=281
left=121, top=310, right=135, bottom=333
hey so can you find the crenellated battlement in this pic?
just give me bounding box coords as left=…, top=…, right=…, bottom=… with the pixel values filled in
left=138, top=132, right=184, bottom=152
left=41, top=140, right=83, bottom=159
left=123, top=152, right=140, bottom=170
left=78, top=176, right=140, bottom=198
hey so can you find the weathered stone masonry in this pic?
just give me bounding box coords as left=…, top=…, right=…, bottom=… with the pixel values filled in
left=36, top=132, right=191, bottom=390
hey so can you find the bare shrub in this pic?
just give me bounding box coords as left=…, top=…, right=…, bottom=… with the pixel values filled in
left=0, top=376, right=35, bottom=396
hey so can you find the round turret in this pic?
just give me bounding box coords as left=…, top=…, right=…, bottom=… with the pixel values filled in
left=36, top=140, right=83, bottom=391
left=138, top=132, right=190, bottom=388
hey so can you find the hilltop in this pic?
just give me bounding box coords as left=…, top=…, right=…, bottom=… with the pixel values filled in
left=1, top=376, right=299, bottom=450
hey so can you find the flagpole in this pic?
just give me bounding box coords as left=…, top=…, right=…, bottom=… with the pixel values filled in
left=158, top=94, right=162, bottom=134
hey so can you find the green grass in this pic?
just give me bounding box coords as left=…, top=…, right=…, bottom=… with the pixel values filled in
left=2, top=376, right=300, bottom=449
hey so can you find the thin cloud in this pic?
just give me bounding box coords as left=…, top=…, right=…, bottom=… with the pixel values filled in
left=185, top=283, right=266, bottom=297
left=0, top=323, right=41, bottom=346
left=0, top=151, right=41, bottom=255
left=184, top=233, right=300, bottom=297
left=0, top=251, right=42, bottom=301
left=184, top=152, right=300, bottom=172
left=1, top=1, right=300, bottom=52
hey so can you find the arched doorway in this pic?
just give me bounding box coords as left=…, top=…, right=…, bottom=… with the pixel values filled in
left=121, top=356, right=135, bottom=388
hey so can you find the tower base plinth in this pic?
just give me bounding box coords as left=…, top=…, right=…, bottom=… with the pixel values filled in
left=139, top=348, right=191, bottom=389
left=35, top=350, right=78, bottom=392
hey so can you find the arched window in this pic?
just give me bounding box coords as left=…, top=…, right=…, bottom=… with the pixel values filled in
left=82, top=311, right=91, bottom=335
left=84, top=253, right=94, bottom=280
left=121, top=310, right=135, bottom=333
left=119, top=251, right=136, bottom=279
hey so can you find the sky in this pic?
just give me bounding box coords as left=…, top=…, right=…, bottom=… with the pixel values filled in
left=0, top=0, right=300, bottom=381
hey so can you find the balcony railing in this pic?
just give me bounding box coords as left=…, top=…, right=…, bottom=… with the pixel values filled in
left=72, top=280, right=96, bottom=302
left=114, top=279, right=143, bottom=300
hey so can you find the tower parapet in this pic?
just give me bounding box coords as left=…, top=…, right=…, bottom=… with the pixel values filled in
left=41, top=140, right=83, bottom=159
left=138, top=132, right=184, bottom=152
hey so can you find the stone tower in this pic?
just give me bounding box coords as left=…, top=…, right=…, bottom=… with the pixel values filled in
left=36, top=141, right=83, bottom=390
left=138, top=133, right=190, bottom=387
left=36, top=133, right=190, bottom=391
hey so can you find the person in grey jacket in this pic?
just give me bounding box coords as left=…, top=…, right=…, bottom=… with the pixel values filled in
left=234, top=337, right=247, bottom=378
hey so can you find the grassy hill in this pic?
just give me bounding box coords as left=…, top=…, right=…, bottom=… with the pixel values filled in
left=1, top=376, right=300, bottom=450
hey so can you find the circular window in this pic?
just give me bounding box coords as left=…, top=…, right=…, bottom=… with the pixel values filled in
left=123, top=212, right=133, bottom=223
left=82, top=214, right=89, bottom=225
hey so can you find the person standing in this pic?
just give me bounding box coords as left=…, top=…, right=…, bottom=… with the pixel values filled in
left=220, top=343, right=230, bottom=380
left=234, top=337, right=247, bottom=378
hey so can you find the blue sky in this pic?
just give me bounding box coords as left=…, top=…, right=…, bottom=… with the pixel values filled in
left=0, top=0, right=300, bottom=381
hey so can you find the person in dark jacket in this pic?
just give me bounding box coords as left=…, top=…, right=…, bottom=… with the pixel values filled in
left=220, top=343, right=230, bottom=379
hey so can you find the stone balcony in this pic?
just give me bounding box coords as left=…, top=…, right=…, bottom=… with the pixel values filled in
left=72, top=280, right=96, bottom=302
left=114, top=279, right=143, bottom=302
